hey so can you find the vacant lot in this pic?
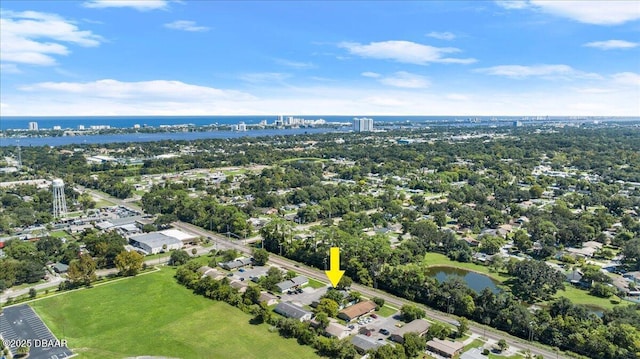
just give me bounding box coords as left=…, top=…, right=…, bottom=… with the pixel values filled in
left=31, top=268, right=319, bottom=359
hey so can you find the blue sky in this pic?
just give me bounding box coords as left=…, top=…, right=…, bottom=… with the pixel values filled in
left=1, top=0, right=639, bottom=116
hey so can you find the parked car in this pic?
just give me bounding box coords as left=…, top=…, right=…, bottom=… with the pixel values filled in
left=371, top=314, right=378, bottom=319
left=379, top=328, right=390, bottom=335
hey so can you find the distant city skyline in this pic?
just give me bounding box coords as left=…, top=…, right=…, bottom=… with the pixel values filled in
left=1, top=1, right=639, bottom=116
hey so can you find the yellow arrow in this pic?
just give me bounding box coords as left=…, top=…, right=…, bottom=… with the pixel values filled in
left=325, top=247, right=345, bottom=288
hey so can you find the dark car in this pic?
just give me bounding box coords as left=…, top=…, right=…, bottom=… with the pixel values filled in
left=379, top=328, right=390, bottom=335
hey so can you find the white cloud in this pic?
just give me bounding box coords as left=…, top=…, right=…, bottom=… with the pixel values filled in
left=377, top=72, right=430, bottom=88
left=496, top=1, right=640, bottom=25
left=4, top=80, right=638, bottom=116
left=475, top=64, right=601, bottom=80
left=361, top=72, right=381, bottom=78
left=584, top=40, right=638, bottom=50
left=83, top=0, right=168, bottom=11
left=445, top=93, right=470, bottom=101
left=0, top=10, right=102, bottom=67
left=495, top=0, right=529, bottom=10
left=274, top=58, right=315, bottom=69
left=612, top=72, right=640, bottom=87
left=339, top=40, right=476, bottom=65
left=426, top=32, right=456, bottom=41
left=20, top=79, right=253, bottom=101
left=164, top=20, right=209, bottom=32
left=239, top=72, right=291, bottom=84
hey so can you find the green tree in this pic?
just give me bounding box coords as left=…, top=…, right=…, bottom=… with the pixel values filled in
left=336, top=275, right=353, bottom=290
left=508, top=259, right=565, bottom=301
left=243, top=285, right=261, bottom=305
left=400, top=304, right=425, bottom=322
left=480, top=235, right=505, bottom=255
left=426, top=322, right=451, bottom=340
left=169, top=250, right=190, bottom=266
left=497, top=339, right=509, bottom=352
left=456, top=317, right=469, bottom=338
left=252, top=248, right=270, bottom=266
left=315, top=311, right=330, bottom=329
left=373, top=297, right=385, bottom=309
left=402, top=332, right=426, bottom=358
left=67, top=254, right=96, bottom=286
left=115, top=250, right=144, bottom=276
left=316, top=298, right=339, bottom=317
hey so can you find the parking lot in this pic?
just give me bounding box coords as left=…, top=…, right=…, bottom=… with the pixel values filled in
left=0, top=305, right=73, bottom=359
left=350, top=311, right=402, bottom=342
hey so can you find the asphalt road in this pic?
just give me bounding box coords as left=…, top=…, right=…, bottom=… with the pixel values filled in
left=173, top=220, right=568, bottom=359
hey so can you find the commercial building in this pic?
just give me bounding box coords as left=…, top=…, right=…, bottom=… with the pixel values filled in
left=352, top=117, right=374, bottom=132
left=129, top=232, right=182, bottom=254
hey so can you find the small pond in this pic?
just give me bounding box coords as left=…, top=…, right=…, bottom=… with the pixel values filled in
left=426, top=266, right=501, bottom=294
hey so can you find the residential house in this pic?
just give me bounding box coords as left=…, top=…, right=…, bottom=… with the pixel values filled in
left=219, top=258, right=253, bottom=270
left=324, top=322, right=350, bottom=340
left=259, top=292, right=278, bottom=306
left=274, top=302, right=313, bottom=321
left=389, top=319, right=431, bottom=344
left=426, top=338, right=464, bottom=358
left=275, top=276, right=309, bottom=293
left=338, top=300, right=377, bottom=322
left=350, top=334, right=384, bottom=354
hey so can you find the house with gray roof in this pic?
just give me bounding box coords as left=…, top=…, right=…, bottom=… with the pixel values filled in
left=389, top=319, right=430, bottom=344
left=275, top=276, right=309, bottom=293
left=274, top=302, right=313, bottom=321
left=351, top=334, right=384, bottom=354
left=219, top=257, right=253, bottom=270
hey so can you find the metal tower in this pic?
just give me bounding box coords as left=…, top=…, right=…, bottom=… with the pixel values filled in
left=52, top=178, right=68, bottom=218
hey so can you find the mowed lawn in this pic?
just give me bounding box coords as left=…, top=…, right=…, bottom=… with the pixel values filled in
left=31, top=268, right=320, bottom=359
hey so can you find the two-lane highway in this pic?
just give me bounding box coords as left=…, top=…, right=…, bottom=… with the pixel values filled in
left=172, top=221, right=568, bottom=359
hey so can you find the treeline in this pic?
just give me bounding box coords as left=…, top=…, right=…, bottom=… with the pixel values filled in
left=260, top=218, right=640, bottom=359
left=175, top=258, right=441, bottom=359
left=141, top=184, right=252, bottom=236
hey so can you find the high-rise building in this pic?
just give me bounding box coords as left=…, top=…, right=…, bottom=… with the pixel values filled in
left=352, top=117, right=374, bottom=132
left=28, top=122, right=39, bottom=131
left=52, top=178, right=68, bottom=218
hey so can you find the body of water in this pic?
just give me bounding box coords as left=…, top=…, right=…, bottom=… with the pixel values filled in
left=2, top=115, right=631, bottom=131
left=426, top=266, right=501, bottom=294
left=0, top=127, right=341, bottom=147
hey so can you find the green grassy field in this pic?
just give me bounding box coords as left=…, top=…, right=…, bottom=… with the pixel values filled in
left=552, top=286, right=628, bottom=310
left=307, top=278, right=327, bottom=289
left=49, top=230, right=69, bottom=238
left=376, top=304, right=398, bottom=318
left=422, top=252, right=633, bottom=312
left=31, top=268, right=320, bottom=359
